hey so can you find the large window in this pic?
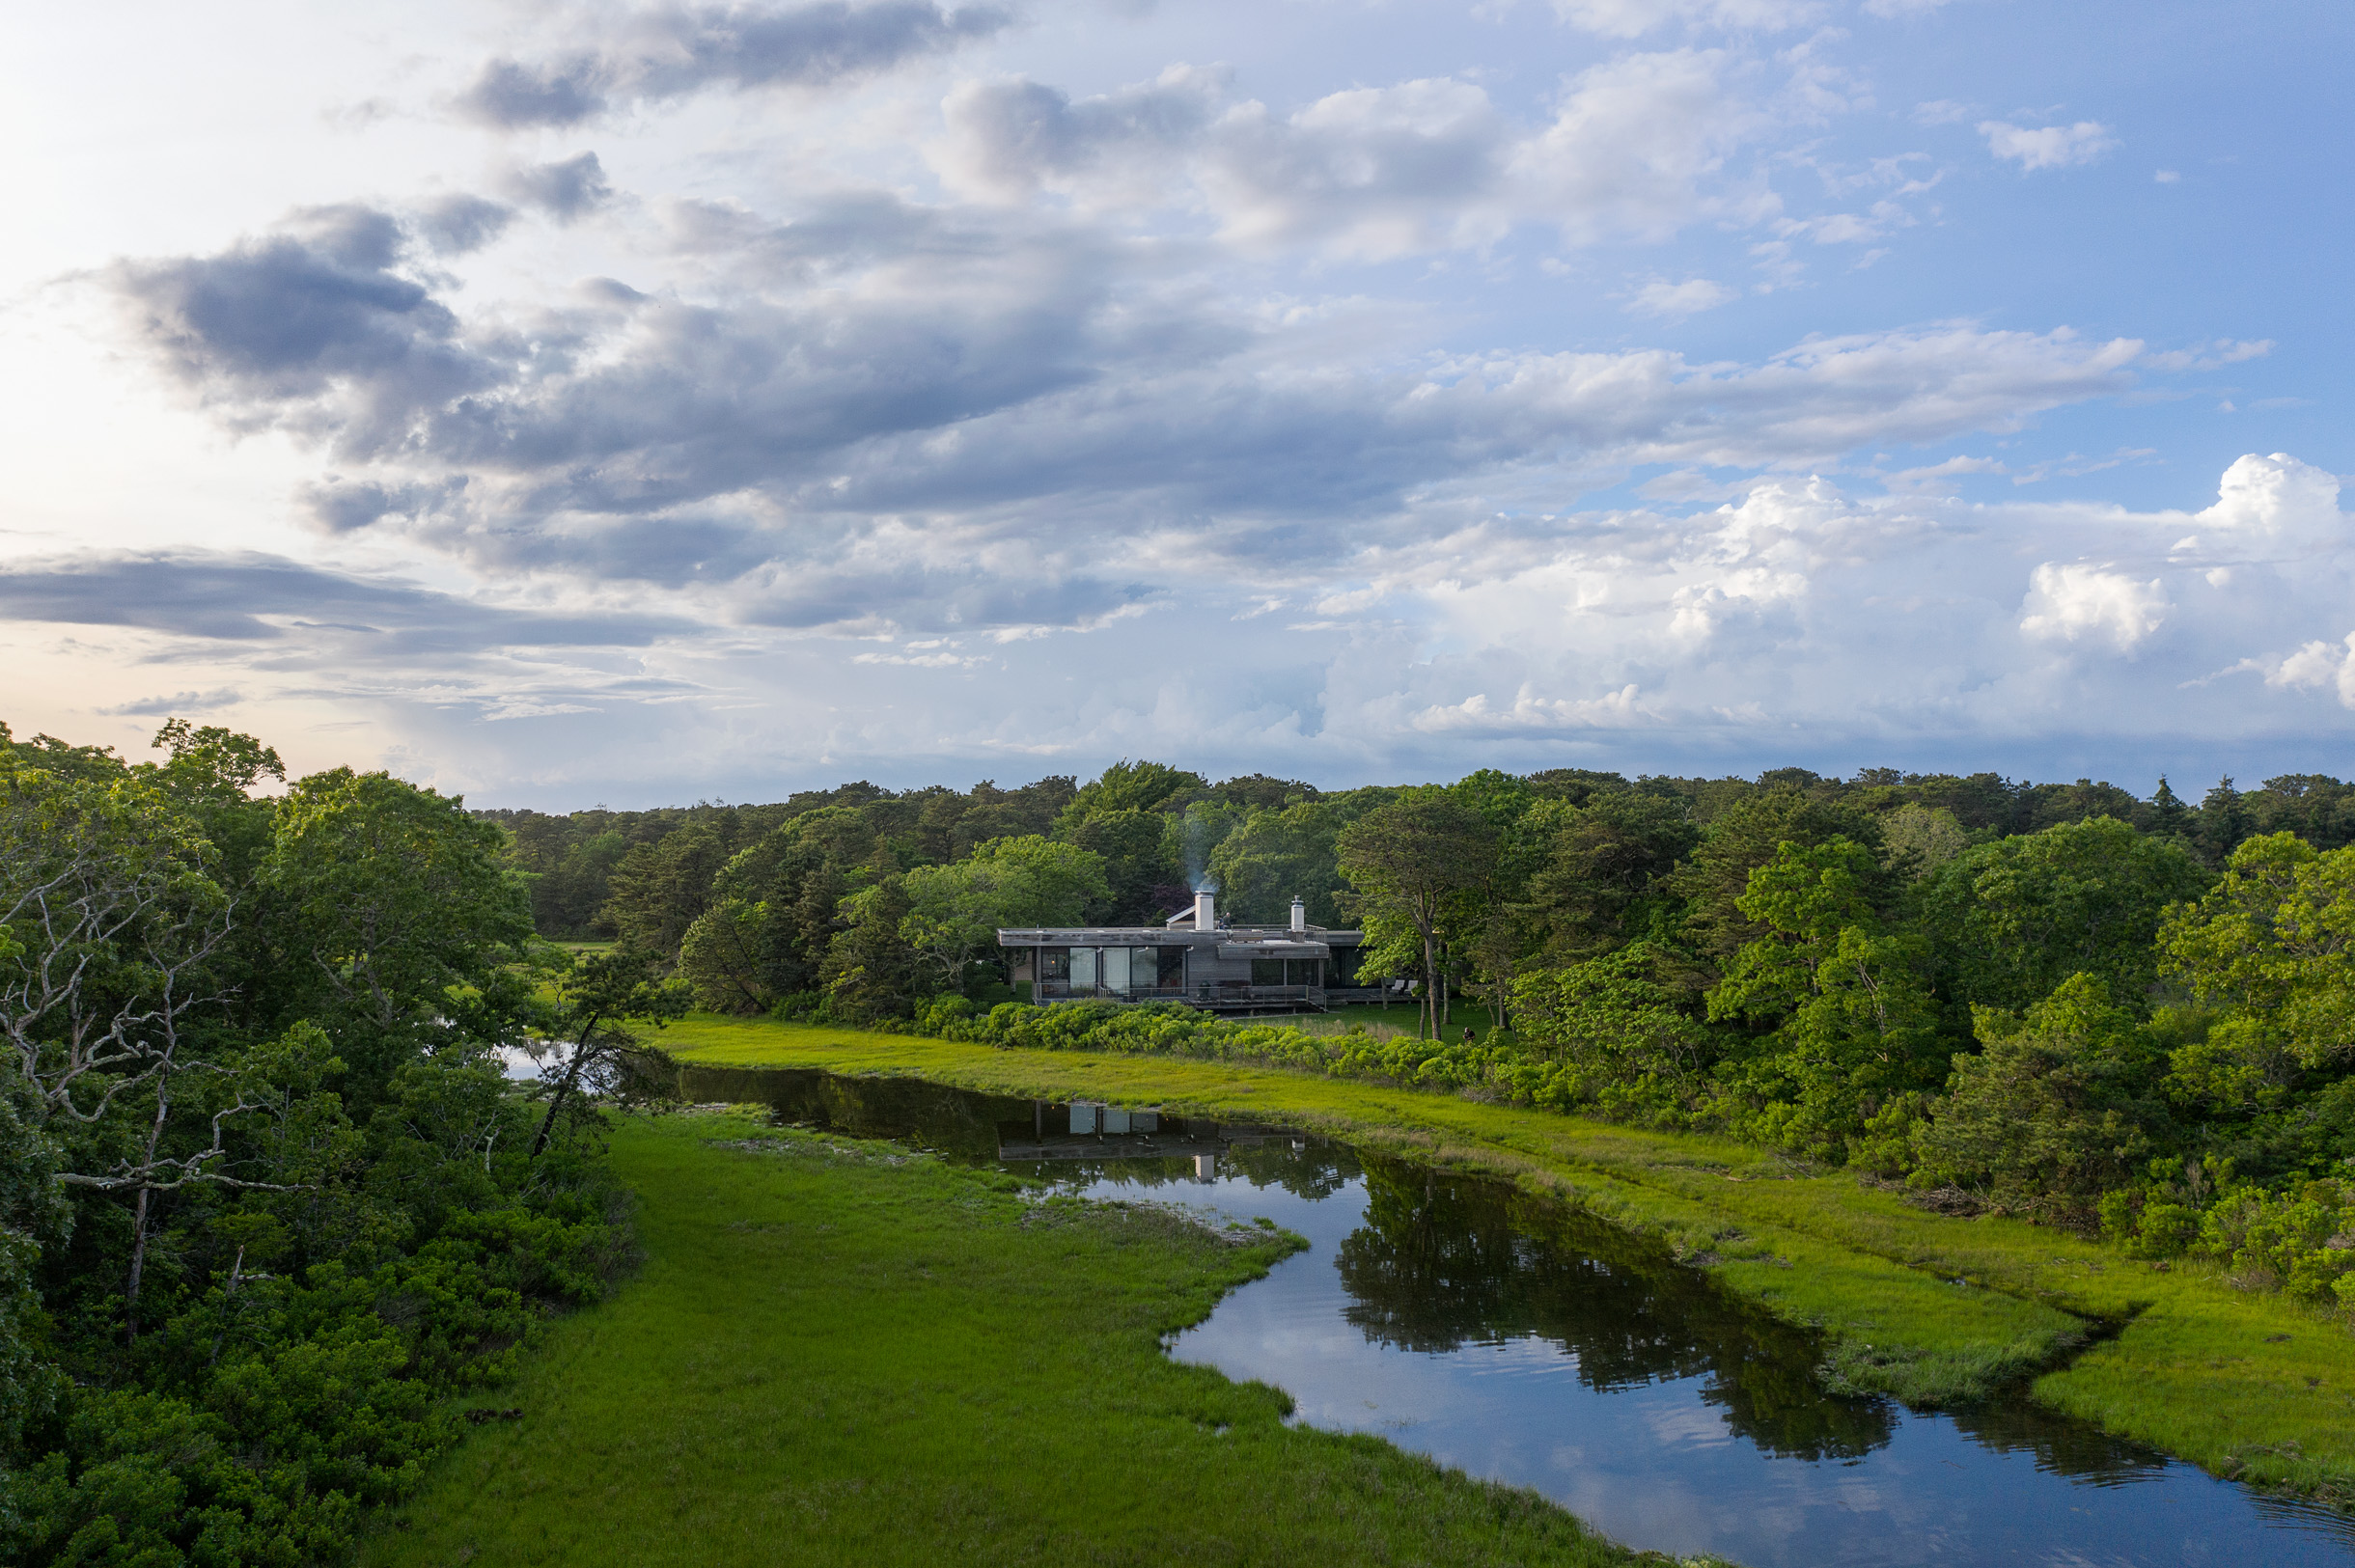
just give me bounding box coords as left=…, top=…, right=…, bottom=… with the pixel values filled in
left=1039, top=949, right=1070, bottom=981
left=1070, top=948, right=1097, bottom=990
left=1102, top=947, right=1132, bottom=993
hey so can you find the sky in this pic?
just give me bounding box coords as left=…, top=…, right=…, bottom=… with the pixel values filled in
left=3, top=0, right=2350, bottom=808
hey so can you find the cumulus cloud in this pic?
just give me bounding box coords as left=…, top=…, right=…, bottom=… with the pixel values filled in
left=108, top=206, right=501, bottom=453
left=1304, top=453, right=2355, bottom=766
left=502, top=152, right=614, bottom=221
left=413, top=194, right=515, bottom=255
left=459, top=1, right=1010, bottom=127
left=2166, top=452, right=2345, bottom=562
left=2269, top=635, right=2355, bottom=708
left=24, top=0, right=2351, bottom=800
left=940, top=66, right=1228, bottom=203
left=1980, top=119, right=2117, bottom=171
left=1410, top=682, right=1648, bottom=733
left=106, top=199, right=2160, bottom=625
left=2018, top=563, right=2169, bottom=651
left=940, top=49, right=1793, bottom=258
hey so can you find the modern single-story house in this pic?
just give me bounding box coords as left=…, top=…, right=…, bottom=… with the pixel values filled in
left=997, top=890, right=1388, bottom=1014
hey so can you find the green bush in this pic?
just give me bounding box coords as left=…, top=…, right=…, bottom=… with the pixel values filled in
left=2125, top=1201, right=2201, bottom=1258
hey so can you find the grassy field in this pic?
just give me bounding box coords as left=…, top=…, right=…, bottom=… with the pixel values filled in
left=363, top=1112, right=1669, bottom=1568
left=661, top=1014, right=2355, bottom=1507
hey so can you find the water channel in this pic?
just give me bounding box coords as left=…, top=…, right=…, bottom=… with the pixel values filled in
left=680, top=1064, right=2355, bottom=1567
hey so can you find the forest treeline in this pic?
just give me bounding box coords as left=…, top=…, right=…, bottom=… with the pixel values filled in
left=497, top=758, right=2355, bottom=1314
left=0, top=721, right=679, bottom=1566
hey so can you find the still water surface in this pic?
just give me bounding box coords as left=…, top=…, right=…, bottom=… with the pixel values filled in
left=681, top=1065, right=2355, bottom=1568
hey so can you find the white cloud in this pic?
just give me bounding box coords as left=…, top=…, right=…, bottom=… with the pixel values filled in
left=2019, top=563, right=2169, bottom=650
left=2141, top=338, right=2272, bottom=371
left=1626, top=277, right=1739, bottom=317
left=1884, top=454, right=2005, bottom=492
left=2168, top=452, right=2345, bottom=560
left=1409, top=682, right=1647, bottom=732
left=939, top=48, right=1809, bottom=259
left=1549, top=0, right=1821, bottom=39
left=1980, top=119, right=2118, bottom=172
left=2269, top=634, right=2355, bottom=708
left=13, top=2, right=2348, bottom=799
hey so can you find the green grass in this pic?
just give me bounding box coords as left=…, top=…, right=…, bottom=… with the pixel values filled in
left=364, top=1112, right=1673, bottom=1568
left=661, top=1014, right=2355, bottom=1507
left=1270, top=1002, right=1513, bottom=1045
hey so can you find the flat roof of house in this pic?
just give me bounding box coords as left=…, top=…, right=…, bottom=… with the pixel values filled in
left=996, top=924, right=1363, bottom=944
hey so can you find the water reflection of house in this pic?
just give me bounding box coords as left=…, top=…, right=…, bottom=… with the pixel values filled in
left=998, top=889, right=1382, bottom=1014
left=998, top=1101, right=1306, bottom=1181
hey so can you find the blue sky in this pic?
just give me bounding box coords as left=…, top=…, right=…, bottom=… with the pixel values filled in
left=2, top=0, right=2349, bottom=805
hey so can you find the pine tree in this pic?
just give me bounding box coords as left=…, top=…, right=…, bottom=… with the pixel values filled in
left=2196, top=776, right=2253, bottom=867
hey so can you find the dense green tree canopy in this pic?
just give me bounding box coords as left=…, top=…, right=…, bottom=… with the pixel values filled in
left=0, top=719, right=641, bottom=1567
left=1920, top=815, right=2210, bottom=1017
left=900, top=837, right=1112, bottom=990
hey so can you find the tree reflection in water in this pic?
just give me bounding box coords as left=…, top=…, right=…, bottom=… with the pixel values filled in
left=1333, top=1156, right=1896, bottom=1462
left=681, top=1065, right=1027, bottom=1162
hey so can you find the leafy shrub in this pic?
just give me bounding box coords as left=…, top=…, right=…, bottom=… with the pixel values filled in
left=1910, top=976, right=2168, bottom=1224
left=2125, top=1201, right=2201, bottom=1258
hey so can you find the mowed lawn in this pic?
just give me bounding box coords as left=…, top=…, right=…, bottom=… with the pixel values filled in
left=363, top=1112, right=1658, bottom=1568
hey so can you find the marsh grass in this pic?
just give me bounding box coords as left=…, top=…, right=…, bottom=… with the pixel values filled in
left=1271, top=1011, right=1415, bottom=1042
left=362, top=1112, right=1674, bottom=1568
left=663, top=1015, right=2355, bottom=1507
left=1278, top=1003, right=1512, bottom=1046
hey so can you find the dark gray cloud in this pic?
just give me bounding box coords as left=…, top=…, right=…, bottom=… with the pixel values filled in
left=106, top=196, right=2144, bottom=647
left=460, top=1, right=1011, bottom=128
left=110, top=206, right=509, bottom=453
left=414, top=194, right=515, bottom=256
left=735, top=559, right=1151, bottom=631
left=0, top=552, right=688, bottom=652
left=942, top=69, right=1222, bottom=194
left=302, top=477, right=471, bottom=533
left=96, top=688, right=245, bottom=717
left=501, top=152, right=613, bottom=222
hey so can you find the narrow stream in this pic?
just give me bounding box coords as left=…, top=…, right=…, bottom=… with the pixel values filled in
left=680, top=1065, right=2355, bottom=1568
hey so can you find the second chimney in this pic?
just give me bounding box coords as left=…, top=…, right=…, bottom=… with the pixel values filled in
left=1195, top=889, right=1216, bottom=931
left=1290, top=895, right=1306, bottom=933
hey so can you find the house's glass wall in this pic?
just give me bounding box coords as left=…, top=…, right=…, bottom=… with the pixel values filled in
left=1103, top=947, right=1132, bottom=993
left=1070, top=948, right=1097, bottom=989
left=1039, top=949, right=1070, bottom=981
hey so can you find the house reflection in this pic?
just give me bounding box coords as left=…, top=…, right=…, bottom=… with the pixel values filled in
left=997, top=1103, right=1295, bottom=1181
